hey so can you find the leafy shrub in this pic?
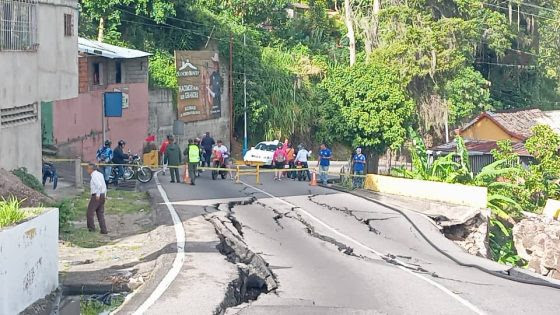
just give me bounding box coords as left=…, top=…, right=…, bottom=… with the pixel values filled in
left=0, top=197, right=25, bottom=228
left=489, top=219, right=526, bottom=267
left=56, top=199, right=76, bottom=232
left=11, top=167, right=44, bottom=194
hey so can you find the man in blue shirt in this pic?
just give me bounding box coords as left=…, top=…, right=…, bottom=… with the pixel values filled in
left=318, top=143, right=332, bottom=185
left=352, top=147, right=366, bottom=188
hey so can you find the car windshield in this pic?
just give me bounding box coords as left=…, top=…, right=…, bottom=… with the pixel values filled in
left=255, top=143, right=277, bottom=151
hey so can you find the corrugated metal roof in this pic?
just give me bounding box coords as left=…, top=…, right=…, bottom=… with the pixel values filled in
left=78, top=37, right=151, bottom=59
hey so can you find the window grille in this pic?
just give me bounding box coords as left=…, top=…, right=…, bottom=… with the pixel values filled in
left=0, top=103, right=38, bottom=127
left=64, top=13, right=72, bottom=36
left=0, top=0, right=38, bottom=51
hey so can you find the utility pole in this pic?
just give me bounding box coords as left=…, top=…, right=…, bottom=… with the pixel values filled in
left=229, top=32, right=234, bottom=152
left=242, top=25, right=248, bottom=155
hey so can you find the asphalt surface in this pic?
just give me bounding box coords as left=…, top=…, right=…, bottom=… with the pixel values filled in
left=131, top=170, right=559, bottom=315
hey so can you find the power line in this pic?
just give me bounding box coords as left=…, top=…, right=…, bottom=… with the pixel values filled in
left=481, top=2, right=557, bottom=21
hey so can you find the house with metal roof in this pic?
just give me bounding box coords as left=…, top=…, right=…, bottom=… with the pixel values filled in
left=429, top=109, right=560, bottom=174
left=46, top=38, right=152, bottom=161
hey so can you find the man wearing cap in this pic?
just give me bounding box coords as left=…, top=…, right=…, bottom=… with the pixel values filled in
left=208, top=53, right=223, bottom=116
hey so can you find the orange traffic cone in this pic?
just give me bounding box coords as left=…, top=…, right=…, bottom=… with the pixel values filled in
left=183, top=164, right=190, bottom=184
left=309, top=171, right=317, bottom=186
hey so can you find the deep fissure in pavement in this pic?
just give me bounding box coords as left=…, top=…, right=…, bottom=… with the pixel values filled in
left=205, top=198, right=278, bottom=315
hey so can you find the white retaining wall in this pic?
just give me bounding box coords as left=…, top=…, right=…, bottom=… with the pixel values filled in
left=0, top=208, right=59, bottom=314
left=364, top=174, right=488, bottom=209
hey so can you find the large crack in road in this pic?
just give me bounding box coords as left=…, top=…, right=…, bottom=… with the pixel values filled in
left=204, top=198, right=278, bottom=315
left=206, top=191, right=450, bottom=314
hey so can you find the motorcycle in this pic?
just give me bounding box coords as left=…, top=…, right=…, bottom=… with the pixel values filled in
left=211, top=151, right=229, bottom=180
left=296, top=161, right=310, bottom=181
left=109, top=154, right=153, bottom=184
left=42, top=161, right=58, bottom=189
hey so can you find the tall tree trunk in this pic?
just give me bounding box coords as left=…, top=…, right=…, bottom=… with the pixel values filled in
left=344, top=0, right=356, bottom=66
left=98, top=17, right=105, bottom=42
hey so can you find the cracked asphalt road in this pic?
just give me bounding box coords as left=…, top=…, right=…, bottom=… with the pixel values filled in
left=144, top=172, right=559, bottom=315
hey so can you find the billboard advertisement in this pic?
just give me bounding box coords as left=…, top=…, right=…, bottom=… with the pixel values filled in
left=175, top=50, right=224, bottom=122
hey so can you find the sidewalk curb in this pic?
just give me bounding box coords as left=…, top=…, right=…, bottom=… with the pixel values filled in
left=111, top=183, right=179, bottom=314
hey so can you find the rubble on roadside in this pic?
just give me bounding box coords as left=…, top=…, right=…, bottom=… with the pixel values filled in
left=513, top=216, right=560, bottom=280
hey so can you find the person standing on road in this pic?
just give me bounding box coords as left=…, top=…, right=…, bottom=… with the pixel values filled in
left=318, top=143, right=332, bottom=185
left=273, top=145, right=287, bottom=180
left=352, top=147, right=366, bottom=189
left=295, top=144, right=311, bottom=181
left=159, top=135, right=171, bottom=175
left=165, top=136, right=182, bottom=183
left=96, top=139, right=113, bottom=185
left=184, top=139, right=200, bottom=185
left=86, top=163, right=108, bottom=234
left=201, top=132, right=215, bottom=167
left=286, top=143, right=296, bottom=179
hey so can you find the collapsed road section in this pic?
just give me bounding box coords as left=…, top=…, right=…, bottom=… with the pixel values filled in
left=205, top=199, right=278, bottom=315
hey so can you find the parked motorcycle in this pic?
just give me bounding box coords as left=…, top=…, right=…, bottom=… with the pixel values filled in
left=109, top=154, right=153, bottom=184
left=42, top=161, right=58, bottom=189
left=296, top=161, right=310, bottom=181
left=211, top=151, right=229, bottom=180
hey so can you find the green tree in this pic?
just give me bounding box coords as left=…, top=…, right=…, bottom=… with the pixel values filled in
left=319, top=61, right=415, bottom=172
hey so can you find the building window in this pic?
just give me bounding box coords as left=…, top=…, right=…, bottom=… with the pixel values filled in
left=0, top=0, right=38, bottom=51
left=64, top=13, right=73, bottom=37
left=115, top=61, right=122, bottom=83
left=93, top=62, right=103, bottom=85
left=0, top=103, right=38, bottom=127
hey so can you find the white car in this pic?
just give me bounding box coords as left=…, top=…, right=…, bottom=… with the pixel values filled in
left=243, top=140, right=280, bottom=166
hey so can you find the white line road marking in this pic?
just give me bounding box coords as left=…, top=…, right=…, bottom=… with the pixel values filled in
left=240, top=181, right=486, bottom=315
left=132, top=172, right=186, bottom=315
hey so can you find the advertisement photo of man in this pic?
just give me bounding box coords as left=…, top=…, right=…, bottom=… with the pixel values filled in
left=208, top=52, right=223, bottom=117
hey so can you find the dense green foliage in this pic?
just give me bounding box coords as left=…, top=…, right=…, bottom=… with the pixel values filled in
left=78, top=0, right=560, bottom=164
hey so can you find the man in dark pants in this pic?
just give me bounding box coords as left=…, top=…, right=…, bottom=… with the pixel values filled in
left=165, top=136, right=182, bottom=183
left=201, top=132, right=215, bottom=167
left=184, top=138, right=200, bottom=185
left=86, top=163, right=108, bottom=234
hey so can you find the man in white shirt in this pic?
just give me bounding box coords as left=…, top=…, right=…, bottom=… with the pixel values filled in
left=295, top=144, right=311, bottom=181
left=87, top=163, right=108, bottom=234
left=214, top=140, right=228, bottom=155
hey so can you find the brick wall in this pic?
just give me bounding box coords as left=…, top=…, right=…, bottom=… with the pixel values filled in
left=78, top=56, right=88, bottom=94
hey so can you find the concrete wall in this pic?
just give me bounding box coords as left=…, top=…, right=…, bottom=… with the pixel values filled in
left=149, top=88, right=231, bottom=151
left=364, top=174, right=488, bottom=209
left=0, top=0, right=79, bottom=177
left=53, top=82, right=149, bottom=161
left=0, top=208, right=59, bottom=314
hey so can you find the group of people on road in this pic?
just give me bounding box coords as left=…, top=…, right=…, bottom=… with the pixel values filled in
left=272, top=140, right=366, bottom=188
left=158, top=132, right=230, bottom=184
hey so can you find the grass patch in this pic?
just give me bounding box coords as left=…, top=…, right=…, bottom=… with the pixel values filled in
left=0, top=197, right=43, bottom=228
left=60, top=226, right=111, bottom=248
left=80, top=295, right=124, bottom=315
left=56, top=189, right=150, bottom=248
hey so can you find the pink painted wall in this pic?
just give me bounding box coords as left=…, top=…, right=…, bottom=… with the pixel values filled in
left=53, top=83, right=149, bottom=162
